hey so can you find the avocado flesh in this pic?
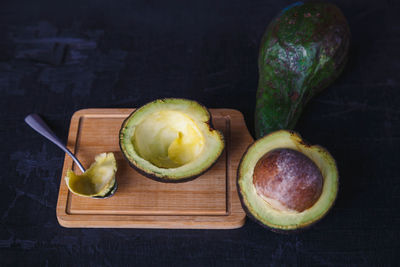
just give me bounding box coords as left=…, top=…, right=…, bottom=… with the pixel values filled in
left=65, top=152, right=117, bottom=198
left=255, top=2, right=350, bottom=138
left=237, top=130, right=338, bottom=231
left=120, top=98, right=224, bottom=182
left=133, top=110, right=205, bottom=168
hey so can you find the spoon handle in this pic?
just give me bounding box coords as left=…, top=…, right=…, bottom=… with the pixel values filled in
left=24, top=114, right=86, bottom=173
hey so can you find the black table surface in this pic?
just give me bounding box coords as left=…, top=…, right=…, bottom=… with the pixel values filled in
left=1, top=0, right=399, bottom=265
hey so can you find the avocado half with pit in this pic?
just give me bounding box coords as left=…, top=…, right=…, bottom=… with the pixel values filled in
left=119, top=98, right=224, bottom=182
left=237, top=130, right=338, bottom=232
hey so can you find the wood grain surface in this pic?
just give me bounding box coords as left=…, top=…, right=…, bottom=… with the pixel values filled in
left=56, top=108, right=252, bottom=228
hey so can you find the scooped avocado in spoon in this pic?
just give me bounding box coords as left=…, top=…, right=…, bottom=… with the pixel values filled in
left=24, top=114, right=118, bottom=199
left=65, top=152, right=117, bottom=198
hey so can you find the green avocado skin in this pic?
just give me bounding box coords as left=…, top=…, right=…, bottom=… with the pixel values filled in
left=255, top=2, right=350, bottom=138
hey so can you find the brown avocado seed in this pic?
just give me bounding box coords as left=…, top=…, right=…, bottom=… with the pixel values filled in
left=253, top=148, right=323, bottom=212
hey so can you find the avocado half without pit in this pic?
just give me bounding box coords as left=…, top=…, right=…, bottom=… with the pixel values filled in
left=237, top=130, right=338, bottom=232
left=119, top=98, right=225, bottom=182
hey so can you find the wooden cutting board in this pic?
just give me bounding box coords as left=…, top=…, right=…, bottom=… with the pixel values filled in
left=56, top=108, right=254, bottom=229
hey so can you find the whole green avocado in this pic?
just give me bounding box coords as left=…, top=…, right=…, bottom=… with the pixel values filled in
left=255, top=1, right=350, bottom=138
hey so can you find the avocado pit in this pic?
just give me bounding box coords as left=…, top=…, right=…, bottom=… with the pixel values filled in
left=253, top=148, right=323, bottom=212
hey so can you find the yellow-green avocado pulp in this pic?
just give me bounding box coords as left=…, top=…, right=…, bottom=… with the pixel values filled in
left=237, top=130, right=338, bottom=231
left=119, top=98, right=224, bottom=182
left=65, top=152, right=117, bottom=198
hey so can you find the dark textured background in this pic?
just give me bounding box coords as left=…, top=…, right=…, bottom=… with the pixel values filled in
left=1, top=0, right=399, bottom=265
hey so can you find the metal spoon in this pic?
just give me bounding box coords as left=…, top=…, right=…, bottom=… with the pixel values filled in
left=24, top=114, right=117, bottom=198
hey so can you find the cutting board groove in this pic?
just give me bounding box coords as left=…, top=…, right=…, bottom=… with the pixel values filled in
left=56, top=108, right=253, bottom=229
